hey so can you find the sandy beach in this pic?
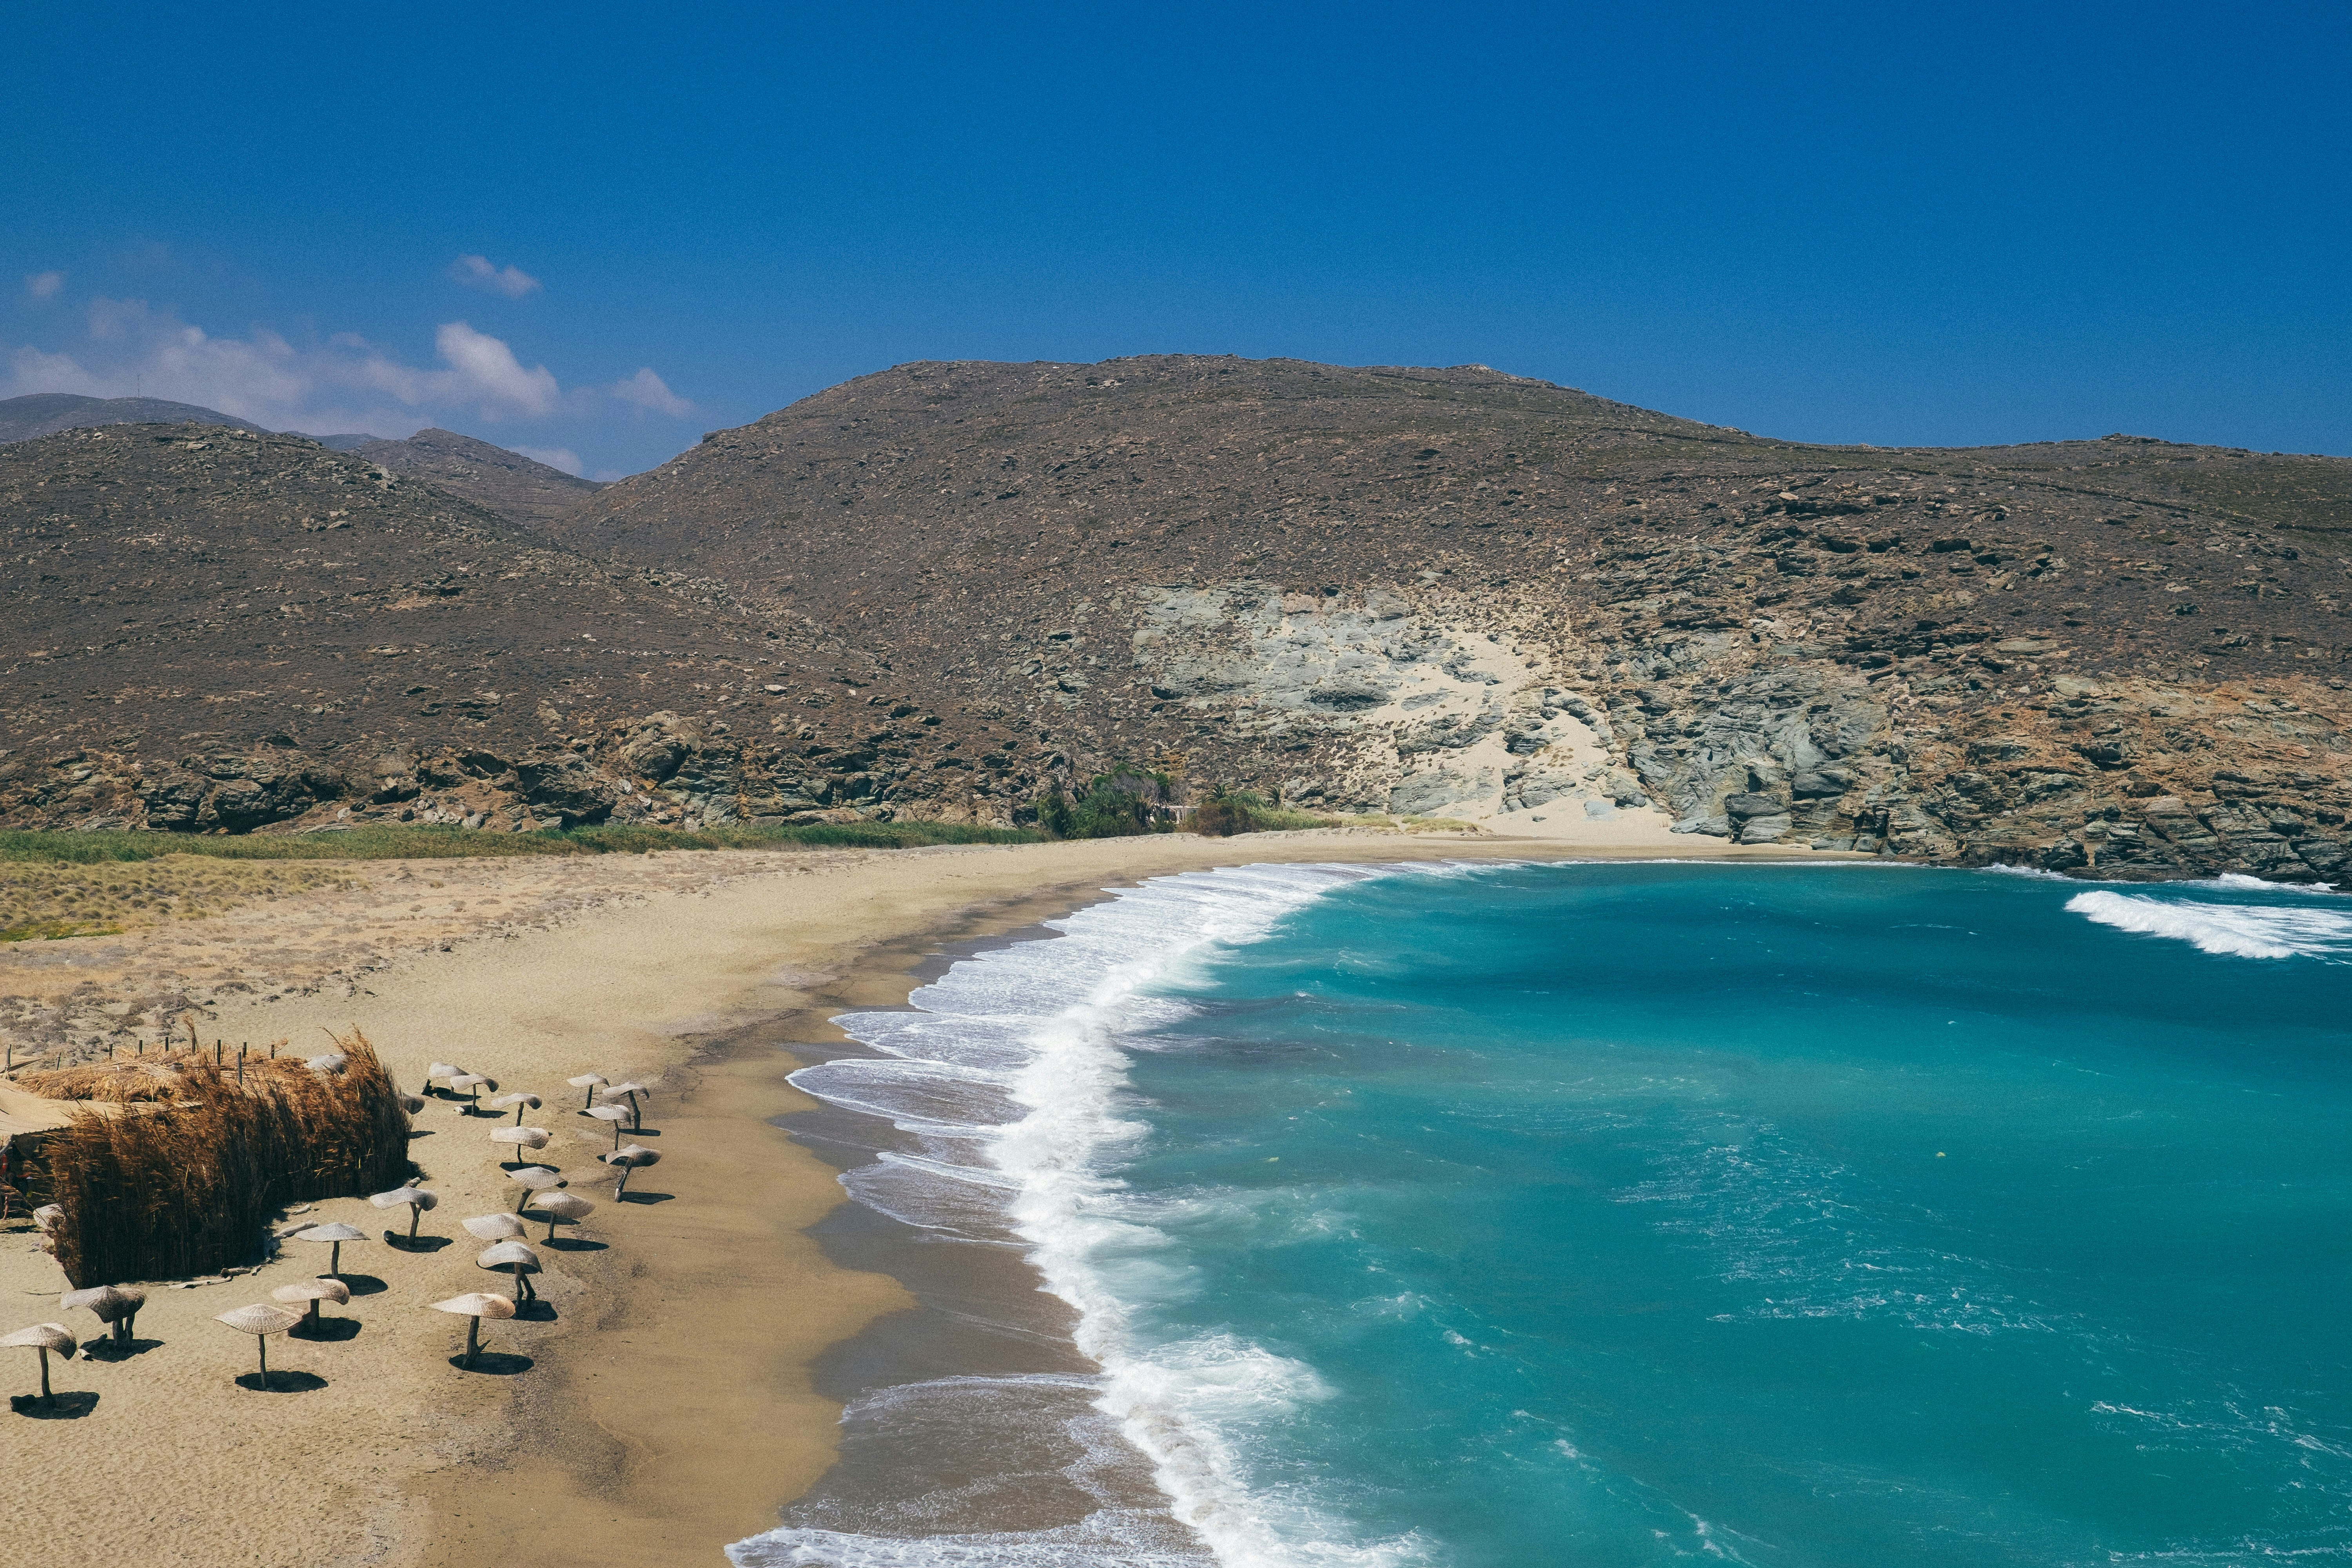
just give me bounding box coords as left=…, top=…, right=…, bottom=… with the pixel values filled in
left=0, top=829, right=1829, bottom=1568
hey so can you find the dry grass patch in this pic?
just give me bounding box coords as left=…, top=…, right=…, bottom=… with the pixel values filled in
left=0, top=855, right=359, bottom=943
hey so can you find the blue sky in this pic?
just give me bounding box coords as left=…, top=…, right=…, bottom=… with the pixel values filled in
left=6, top=3, right=2346, bottom=477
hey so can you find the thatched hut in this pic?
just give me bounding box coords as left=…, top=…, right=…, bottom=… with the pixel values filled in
left=7, top=1031, right=412, bottom=1287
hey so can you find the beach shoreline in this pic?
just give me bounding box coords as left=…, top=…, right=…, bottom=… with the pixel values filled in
left=0, top=831, right=1836, bottom=1568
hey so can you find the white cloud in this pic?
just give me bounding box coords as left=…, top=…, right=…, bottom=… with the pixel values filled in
left=608, top=366, right=693, bottom=417
left=24, top=270, right=64, bottom=301
left=2, top=298, right=570, bottom=430
left=512, top=445, right=585, bottom=476
left=448, top=254, right=542, bottom=299
left=433, top=321, right=561, bottom=416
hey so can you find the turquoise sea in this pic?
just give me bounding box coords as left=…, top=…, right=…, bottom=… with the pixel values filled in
left=738, top=861, right=2352, bottom=1568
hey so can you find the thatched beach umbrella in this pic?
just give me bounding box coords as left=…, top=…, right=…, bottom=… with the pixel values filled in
left=567, top=1072, right=608, bottom=1112
left=531, top=1190, right=594, bottom=1242
left=60, top=1285, right=143, bottom=1348
left=3, top=1323, right=75, bottom=1407
left=475, top=1240, right=541, bottom=1302
left=584, top=1104, right=630, bottom=1148
left=293, top=1221, right=366, bottom=1279
left=487, top=1091, right=544, bottom=1126
left=424, top=1062, right=464, bottom=1095
left=215, top=1303, right=301, bottom=1387
left=31, top=1204, right=62, bottom=1234
left=306, top=1051, right=348, bottom=1074
left=446, top=1073, right=493, bottom=1114
left=271, top=1278, right=351, bottom=1334
left=429, top=1291, right=514, bottom=1369
left=599, top=1082, right=648, bottom=1131
left=507, top=1166, right=566, bottom=1213
left=602, top=1143, right=661, bottom=1198
left=397, top=1092, right=426, bottom=1115
left=369, top=1185, right=439, bottom=1245
left=461, top=1211, right=530, bottom=1243
left=490, top=1125, right=551, bottom=1167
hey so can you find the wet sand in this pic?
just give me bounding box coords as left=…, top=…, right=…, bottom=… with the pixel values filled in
left=0, top=831, right=1829, bottom=1568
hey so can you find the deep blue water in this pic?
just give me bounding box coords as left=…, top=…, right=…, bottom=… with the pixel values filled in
left=745, top=862, right=2352, bottom=1568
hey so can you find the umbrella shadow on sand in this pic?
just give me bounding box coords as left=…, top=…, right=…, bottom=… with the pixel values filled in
left=513, top=1299, right=559, bottom=1323
left=289, top=1318, right=362, bottom=1343
left=616, top=1191, right=675, bottom=1205
left=80, top=1335, right=162, bottom=1360
left=335, top=1274, right=390, bottom=1298
left=384, top=1232, right=454, bottom=1253
left=448, top=1351, right=533, bottom=1376
left=11, top=1391, right=98, bottom=1418
left=234, top=1370, right=327, bottom=1394
left=544, top=1237, right=607, bottom=1252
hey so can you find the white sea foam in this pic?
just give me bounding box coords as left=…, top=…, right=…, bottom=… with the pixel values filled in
left=735, top=863, right=1429, bottom=1568
left=2065, top=890, right=2352, bottom=960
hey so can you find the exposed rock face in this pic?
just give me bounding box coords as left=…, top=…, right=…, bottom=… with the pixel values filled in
left=7, top=357, right=2352, bottom=881
left=539, top=355, right=2352, bottom=876
left=351, top=428, right=603, bottom=529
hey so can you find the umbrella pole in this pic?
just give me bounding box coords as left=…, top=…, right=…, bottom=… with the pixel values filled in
left=464, top=1317, right=479, bottom=1368
left=257, top=1336, right=270, bottom=1389
left=37, top=1346, right=51, bottom=1404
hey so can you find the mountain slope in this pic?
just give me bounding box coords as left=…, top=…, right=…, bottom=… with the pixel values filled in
left=353, top=427, right=603, bottom=528
left=0, top=392, right=267, bottom=443
left=0, top=423, right=986, bottom=834
left=542, top=354, right=2352, bottom=878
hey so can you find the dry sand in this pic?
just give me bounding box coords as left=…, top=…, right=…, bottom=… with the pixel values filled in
left=0, top=829, right=1827, bottom=1568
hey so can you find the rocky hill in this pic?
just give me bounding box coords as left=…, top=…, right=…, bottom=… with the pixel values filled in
left=352, top=427, right=603, bottom=528
left=543, top=356, right=2352, bottom=879
left=0, top=392, right=267, bottom=443
left=7, top=357, right=2352, bottom=881
left=0, top=423, right=992, bottom=837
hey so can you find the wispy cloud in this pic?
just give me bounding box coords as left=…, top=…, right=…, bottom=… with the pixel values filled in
left=448, top=254, right=542, bottom=299
left=24, top=270, right=65, bottom=301
left=609, top=366, right=693, bottom=417
left=3, top=299, right=572, bottom=431
left=512, top=445, right=585, bottom=476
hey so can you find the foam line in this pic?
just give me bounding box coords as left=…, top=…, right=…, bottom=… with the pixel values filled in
left=2066, top=890, right=2352, bottom=960
left=740, top=862, right=1427, bottom=1568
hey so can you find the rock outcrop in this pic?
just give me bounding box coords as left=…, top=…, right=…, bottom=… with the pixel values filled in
left=7, top=357, right=2352, bottom=880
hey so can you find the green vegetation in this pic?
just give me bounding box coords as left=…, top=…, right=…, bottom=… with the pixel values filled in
left=1030, top=767, right=1182, bottom=839
left=0, top=818, right=1041, bottom=867
left=1185, top=790, right=1332, bottom=837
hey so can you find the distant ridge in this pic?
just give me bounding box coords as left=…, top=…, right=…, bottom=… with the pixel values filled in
left=353, top=427, right=603, bottom=528
left=0, top=392, right=267, bottom=443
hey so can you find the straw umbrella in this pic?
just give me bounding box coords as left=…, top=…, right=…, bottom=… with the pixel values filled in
left=567, top=1072, right=608, bottom=1112
left=397, top=1092, right=426, bottom=1116
left=475, top=1240, right=541, bottom=1303
left=602, top=1144, right=661, bottom=1198
left=2, top=1323, right=75, bottom=1408
left=461, top=1212, right=528, bottom=1243
left=487, top=1091, right=544, bottom=1126
left=216, top=1303, right=301, bottom=1388
left=369, top=1185, right=439, bottom=1245
left=599, top=1082, right=648, bottom=1131
left=425, top=1062, right=464, bottom=1096
left=430, top=1292, right=514, bottom=1369
left=31, top=1204, right=62, bottom=1234
left=272, top=1278, right=351, bottom=1335
left=531, top=1190, right=595, bottom=1243
left=306, top=1051, right=348, bottom=1074
left=60, top=1285, right=142, bottom=1349
left=584, top=1104, right=630, bottom=1148
left=507, top=1167, right=566, bottom=1213
left=490, top=1126, right=550, bottom=1167
left=292, top=1221, right=366, bottom=1279
left=446, top=1073, right=492, bottom=1114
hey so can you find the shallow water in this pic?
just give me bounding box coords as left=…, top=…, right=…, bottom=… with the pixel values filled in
left=736, top=862, right=2352, bottom=1568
